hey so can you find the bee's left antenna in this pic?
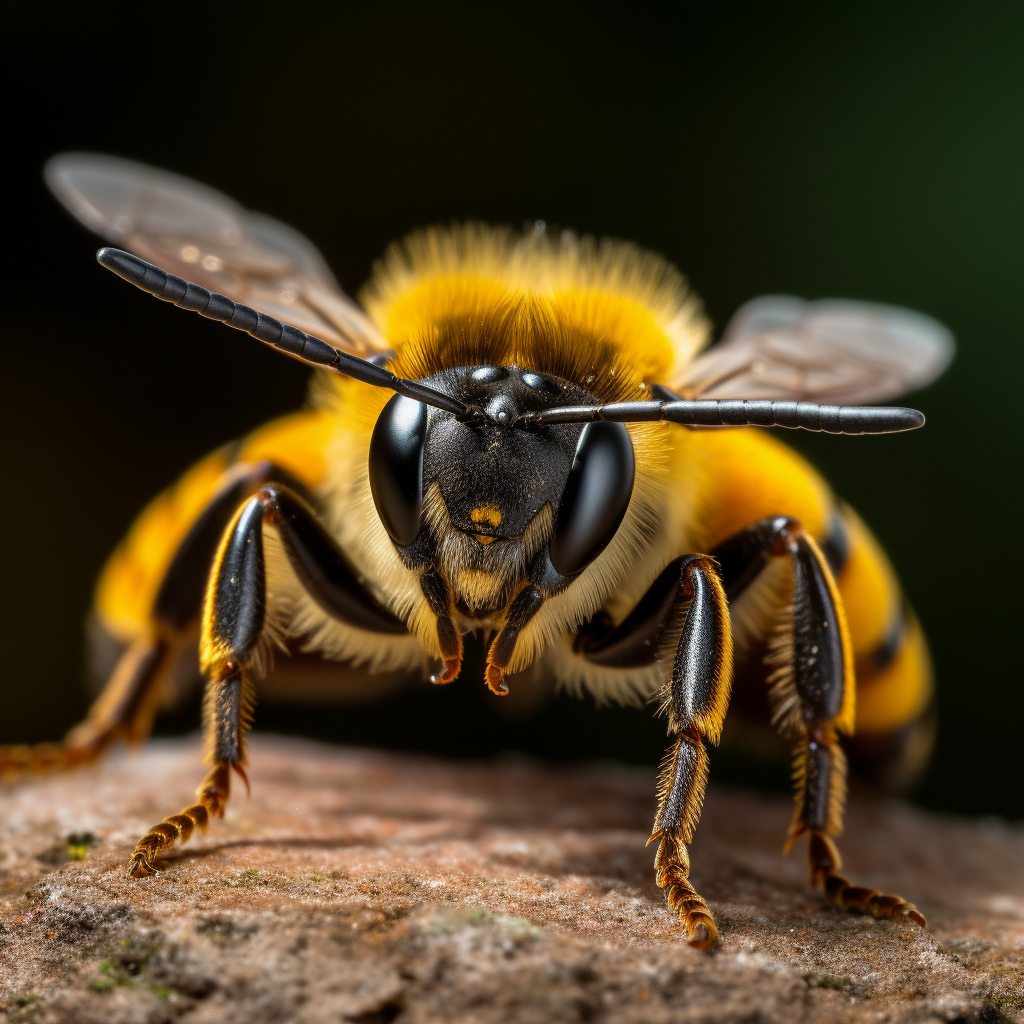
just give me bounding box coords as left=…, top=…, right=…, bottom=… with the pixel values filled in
left=95, top=248, right=481, bottom=421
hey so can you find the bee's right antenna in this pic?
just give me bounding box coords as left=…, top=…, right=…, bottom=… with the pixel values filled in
left=514, top=394, right=925, bottom=435
left=95, top=248, right=486, bottom=423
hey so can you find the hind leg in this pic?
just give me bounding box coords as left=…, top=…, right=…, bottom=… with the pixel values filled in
left=0, top=635, right=177, bottom=778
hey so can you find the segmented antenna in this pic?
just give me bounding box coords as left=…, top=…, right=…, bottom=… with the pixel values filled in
left=95, top=248, right=478, bottom=420
left=515, top=397, right=925, bottom=434
left=96, top=248, right=926, bottom=435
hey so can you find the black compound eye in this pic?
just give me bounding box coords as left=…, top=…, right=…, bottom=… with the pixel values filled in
left=548, top=421, right=635, bottom=578
left=369, top=395, right=427, bottom=546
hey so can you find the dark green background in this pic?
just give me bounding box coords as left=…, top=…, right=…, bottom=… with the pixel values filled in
left=3, top=4, right=1021, bottom=817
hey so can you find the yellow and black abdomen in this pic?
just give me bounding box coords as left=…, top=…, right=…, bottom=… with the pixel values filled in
left=684, top=428, right=934, bottom=790
left=824, top=504, right=934, bottom=789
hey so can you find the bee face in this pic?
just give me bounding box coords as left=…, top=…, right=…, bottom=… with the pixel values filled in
left=369, top=366, right=636, bottom=585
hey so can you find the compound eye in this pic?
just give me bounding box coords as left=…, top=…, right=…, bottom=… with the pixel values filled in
left=369, top=395, right=427, bottom=546
left=548, top=421, right=635, bottom=578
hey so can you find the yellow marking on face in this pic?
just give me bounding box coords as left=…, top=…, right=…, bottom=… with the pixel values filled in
left=470, top=504, right=502, bottom=528
left=473, top=533, right=499, bottom=545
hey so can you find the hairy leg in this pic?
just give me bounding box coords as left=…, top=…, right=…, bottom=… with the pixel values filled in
left=577, top=554, right=733, bottom=948
left=127, top=483, right=408, bottom=876
left=714, top=516, right=925, bottom=927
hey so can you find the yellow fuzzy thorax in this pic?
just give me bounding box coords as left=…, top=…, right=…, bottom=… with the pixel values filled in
left=357, top=223, right=710, bottom=401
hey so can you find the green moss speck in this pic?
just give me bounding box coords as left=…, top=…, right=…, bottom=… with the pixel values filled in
left=66, top=832, right=95, bottom=860
left=88, top=959, right=131, bottom=992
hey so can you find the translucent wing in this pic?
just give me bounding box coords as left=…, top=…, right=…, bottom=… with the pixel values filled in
left=678, top=296, right=954, bottom=403
left=45, top=152, right=386, bottom=356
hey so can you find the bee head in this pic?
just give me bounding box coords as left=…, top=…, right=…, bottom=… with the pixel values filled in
left=368, top=366, right=635, bottom=582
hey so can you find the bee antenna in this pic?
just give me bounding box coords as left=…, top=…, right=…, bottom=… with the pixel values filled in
left=513, top=396, right=925, bottom=435
left=95, top=248, right=485, bottom=422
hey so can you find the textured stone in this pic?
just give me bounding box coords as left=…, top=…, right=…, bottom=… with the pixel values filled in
left=1, top=735, right=1021, bottom=1023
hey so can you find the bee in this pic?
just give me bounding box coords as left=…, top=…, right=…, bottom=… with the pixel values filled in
left=2, top=153, right=952, bottom=949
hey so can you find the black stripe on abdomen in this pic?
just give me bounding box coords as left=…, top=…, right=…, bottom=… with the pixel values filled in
left=820, top=508, right=850, bottom=578
left=858, top=603, right=906, bottom=676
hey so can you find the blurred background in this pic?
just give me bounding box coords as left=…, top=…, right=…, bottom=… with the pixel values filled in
left=3, top=3, right=1021, bottom=817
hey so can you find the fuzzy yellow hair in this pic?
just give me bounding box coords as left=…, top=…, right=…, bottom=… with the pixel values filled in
left=358, top=223, right=710, bottom=402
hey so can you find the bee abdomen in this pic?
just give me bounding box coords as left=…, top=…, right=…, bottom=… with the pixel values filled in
left=824, top=505, right=934, bottom=790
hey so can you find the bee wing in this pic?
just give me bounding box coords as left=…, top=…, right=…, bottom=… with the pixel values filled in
left=678, top=296, right=954, bottom=403
left=45, top=152, right=387, bottom=356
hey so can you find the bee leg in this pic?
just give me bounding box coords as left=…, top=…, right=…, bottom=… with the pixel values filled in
left=650, top=556, right=732, bottom=948
left=485, top=585, right=544, bottom=695
left=420, top=568, right=463, bottom=684
left=128, top=483, right=408, bottom=877
left=579, top=555, right=732, bottom=947
left=652, top=733, right=716, bottom=948
left=127, top=492, right=267, bottom=877
left=788, top=718, right=926, bottom=927
left=0, top=636, right=178, bottom=779
left=713, top=516, right=926, bottom=929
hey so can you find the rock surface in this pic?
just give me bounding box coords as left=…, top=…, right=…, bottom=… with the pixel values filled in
left=1, top=735, right=1021, bottom=1023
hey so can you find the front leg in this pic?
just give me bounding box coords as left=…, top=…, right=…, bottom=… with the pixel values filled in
left=128, top=484, right=408, bottom=876
left=579, top=554, right=733, bottom=948
left=419, top=568, right=464, bottom=684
